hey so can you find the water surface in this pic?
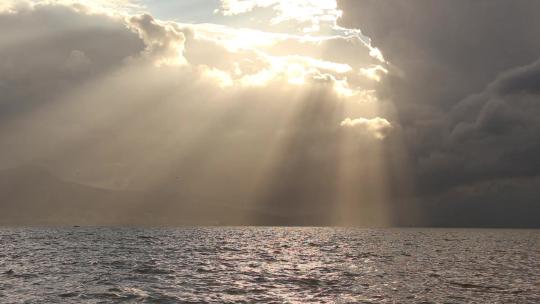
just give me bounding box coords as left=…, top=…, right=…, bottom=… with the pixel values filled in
left=0, top=227, right=538, bottom=303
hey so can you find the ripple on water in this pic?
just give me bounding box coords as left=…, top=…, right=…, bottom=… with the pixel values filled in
left=0, top=227, right=538, bottom=303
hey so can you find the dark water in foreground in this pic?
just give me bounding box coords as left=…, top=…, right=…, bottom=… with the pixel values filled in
left=0, top=227, right=538, bottom=303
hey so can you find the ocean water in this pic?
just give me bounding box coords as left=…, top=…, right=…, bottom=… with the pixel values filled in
left=0, top=227, right=538, bottom=303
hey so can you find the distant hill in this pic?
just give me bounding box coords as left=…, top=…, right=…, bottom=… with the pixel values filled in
left=0, top=166, right=289, bottom=226
left=0, top=166, right=134, bottom=225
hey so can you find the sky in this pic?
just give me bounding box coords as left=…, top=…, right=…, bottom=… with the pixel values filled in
left=0, top=0, right=539, bottom=227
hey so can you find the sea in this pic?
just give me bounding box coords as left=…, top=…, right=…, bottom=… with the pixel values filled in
left=0, top=227, right=538, bottom=303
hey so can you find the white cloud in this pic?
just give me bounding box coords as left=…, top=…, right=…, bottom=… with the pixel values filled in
left=218, top=0, right=342, bottom=32
left=340, top=117, right=393, bottom=139
left=0, top=0, right=140, bottom=16
left=127, top=14, right=187, bottom=66
left=0, top=0, right=387, bottom=103
left=360, top=65, right=388, bottom=82
left=216, top=0, right=386, bottom=63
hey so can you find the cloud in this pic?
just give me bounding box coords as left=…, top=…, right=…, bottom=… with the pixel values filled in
left=439, top=59, right=540, bottom=186
left=359, top=65, right=387, bottom=82
left=4, top=0, right=538, bottom=227
left=340, top=0, right=540, bottom=114
left=339, top=0, right=540, bottom=226
left=0, top=0, right=395, bottom=226
left=0, top=1, right=144, bottom=119
left=218, top=0, right=342, bottom=32
left=176, top=23, right=387, bottom=104
left=216, top=0, right=385, bottom=63
left=127, top=14, right=187, bottom=66
left=340, top=117, right=392, bottom=139
left=63, top=50, right=92, bottom=74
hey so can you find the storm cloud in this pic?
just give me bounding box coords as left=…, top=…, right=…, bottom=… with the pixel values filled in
left=339, top=0, right=540, bottom=227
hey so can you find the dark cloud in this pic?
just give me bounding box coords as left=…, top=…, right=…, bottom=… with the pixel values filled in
left=339, top=0, right=540, bottom=227
left=340, top=0, right=540, bottom=119
left=436, top=59, right=540, bottom=189
left=0, top=3, right=144, bottom=120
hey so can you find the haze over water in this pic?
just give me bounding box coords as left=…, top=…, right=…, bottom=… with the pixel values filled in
left=1, top=227, right=538, bottom=303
